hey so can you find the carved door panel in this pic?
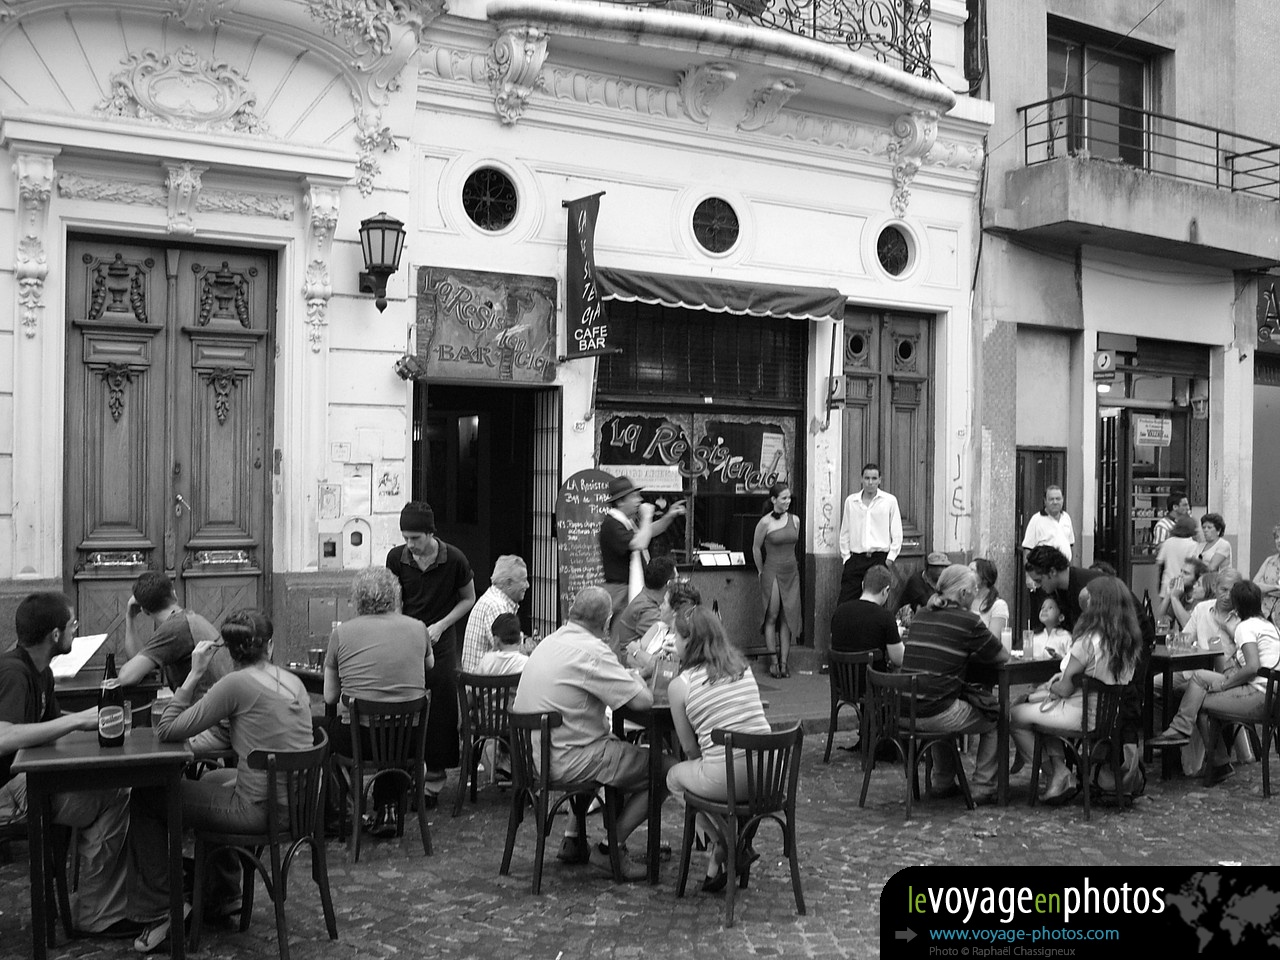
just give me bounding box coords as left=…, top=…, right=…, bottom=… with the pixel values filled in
left=841, top=310, right=933, bottom=560
left=65, top=238, right=273, bottom=655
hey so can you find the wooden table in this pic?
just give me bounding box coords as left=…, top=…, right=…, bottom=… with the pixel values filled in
left=611, top=703, right=675, bottom=885
left=287, top=664, right=324, bottom=695
left=1144, top=644, right=1225, bottom=777
left=55, top=676, right=162, bottom=714
left=13, top=730, right=193, bottom=960
left=968, top=656, right=1061, bottom=805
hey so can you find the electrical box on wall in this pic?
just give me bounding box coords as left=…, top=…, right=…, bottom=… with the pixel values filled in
left=341, top=518, right=372, bottom=568
left=317, top=535, right=340, bottom=571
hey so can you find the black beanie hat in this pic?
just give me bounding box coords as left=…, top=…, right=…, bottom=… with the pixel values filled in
left=399, top=502, right=436, bottom=533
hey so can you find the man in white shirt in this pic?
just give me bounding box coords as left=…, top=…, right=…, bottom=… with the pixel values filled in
left=460, top=555, right=529, bottom=674
left=838, top=463, right=903, bottom=604
left=1021, top=485, right=1074, bottom=562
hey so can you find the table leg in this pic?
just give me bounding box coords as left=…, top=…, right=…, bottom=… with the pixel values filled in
left=1143, top=669, right=1155, bottom=764
left=996, top=675, right=1011, bottom=806
left=27, top=783, right=48, bottom=960
left=1160, top=662, right=1176, bottom=781
left=165, top=768, right=186, bottom=960
left=646, top=715, right=660, bottom=885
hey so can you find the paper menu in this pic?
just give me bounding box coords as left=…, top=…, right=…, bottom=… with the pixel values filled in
left=50, top=633, right=108, bottom=680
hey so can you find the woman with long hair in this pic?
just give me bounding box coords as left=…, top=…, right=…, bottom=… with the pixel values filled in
left=666, top=607, right=770, bottom=893
left=752, top=482, right=801, bottom=678
left=1010, top=577, right=1143, bottom=805
left=128, top=609, right=314, bottom=953
left=968, top=558, right=1008, bottom=638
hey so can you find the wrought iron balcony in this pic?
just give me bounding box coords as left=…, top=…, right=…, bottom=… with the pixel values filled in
left=621, top=0, right=935, bottom=78
left=1019, top=93, right=1280, bottom=201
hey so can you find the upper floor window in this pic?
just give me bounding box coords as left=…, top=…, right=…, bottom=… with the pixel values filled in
left=1047, top=35, right=1148, bottom=166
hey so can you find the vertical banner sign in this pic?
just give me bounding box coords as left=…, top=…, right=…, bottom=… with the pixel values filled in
left=564, top=192, right=613, bottom=358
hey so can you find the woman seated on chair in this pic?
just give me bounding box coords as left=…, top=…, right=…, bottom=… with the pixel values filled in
left=1010, top=577, right=1143, bottom=805
left=666, top=607, right=770, bottom=893
left=1149, top=579, right=1280, bottom=785
left=127, top=609, right=314, bottom=954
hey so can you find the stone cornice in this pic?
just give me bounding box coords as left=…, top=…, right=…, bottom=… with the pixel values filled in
left=485, top=0, right=956, bottom=114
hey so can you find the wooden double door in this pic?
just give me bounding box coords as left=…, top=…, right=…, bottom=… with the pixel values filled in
left=841, top=309, right=933, bottom=562
left=64, top=236, right=275, bottom=650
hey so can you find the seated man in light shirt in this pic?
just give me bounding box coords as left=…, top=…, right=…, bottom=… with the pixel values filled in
left=512, top=585, right=673, bottom=882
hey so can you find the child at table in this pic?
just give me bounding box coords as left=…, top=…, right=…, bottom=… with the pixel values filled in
left=1031, top=596, right=1072, bottom=663
left=474, top=613, right=527, bottom=784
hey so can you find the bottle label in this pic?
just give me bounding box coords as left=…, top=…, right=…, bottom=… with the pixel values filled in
left=98, top=706, right=126, bottom=739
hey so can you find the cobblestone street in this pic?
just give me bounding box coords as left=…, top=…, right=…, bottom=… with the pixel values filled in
left=1, top=696, right=1277, bottom=960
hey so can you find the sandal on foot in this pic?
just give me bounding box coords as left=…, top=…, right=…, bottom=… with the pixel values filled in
left=779, top=663, right=790, bottom=678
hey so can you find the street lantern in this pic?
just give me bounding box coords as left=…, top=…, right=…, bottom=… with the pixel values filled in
left=357, top=213, right=406, bottom=313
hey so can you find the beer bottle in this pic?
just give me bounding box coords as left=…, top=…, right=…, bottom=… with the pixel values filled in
left=98, top=654, right=126, bottom=748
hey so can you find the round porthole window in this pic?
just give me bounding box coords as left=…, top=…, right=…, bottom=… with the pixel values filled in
left=876, top=225, right=911, bottom=276
left=692, top=197, right=740, bottom=254
left=462, top=167, right=518, bottom=232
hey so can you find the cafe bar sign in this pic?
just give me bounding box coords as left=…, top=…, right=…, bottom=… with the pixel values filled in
left=563, top=192, right=615, bottom=359
left=414, top=266, right=557, bottom=382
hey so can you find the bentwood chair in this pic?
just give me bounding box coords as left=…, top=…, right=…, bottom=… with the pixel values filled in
left=502, top=710, right=622, bottom=894
left=823, top=650, right=876, bottom=764
left=188, top=728, right=337, bottom=960
left=675, top=723, right=805, bottom=928
left=454, top=672, right=521, bottom=817
left=1204, top=665, right=1278, bottom=797
left=858, top=669, right=975, bottom=819
left=1027, top=678, right=1130, bottom=820
left=0, top=819, right=75, bottom=942
left=333, top=696, right=433, bottom=862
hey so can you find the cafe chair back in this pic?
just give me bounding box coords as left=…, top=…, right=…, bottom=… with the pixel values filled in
left=0, top=819, right=75, bottom=944
left=1260, top=666, right=1280, bottom=798
left=858, top=668, right=976, bottom=819
left=335, top=695, right=432, bottom=862
left=1028, top=678, right=1129, bottom=820
left=187, top=726, right=337, bottom=960
left=502, top=710, right=623, bottom=894
left=455, top=671, right=521, bottom=817
left=824, top=650, right=876, bottom=765
left=675, top=723, right=805, bottom=928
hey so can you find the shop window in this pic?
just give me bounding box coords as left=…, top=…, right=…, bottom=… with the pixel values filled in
left=1047, top=30, right=1149, bottom=166
left=692, top=197, right=740, bottom=254
left=597, top=304, right=804, bottom=562
left=462, top=167, right=518, bottom=231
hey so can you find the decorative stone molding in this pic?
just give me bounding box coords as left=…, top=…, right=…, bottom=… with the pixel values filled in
left=545, top=67, right=682, bottom=120
left=167, top=0, right=238, bottom=29
left=198, top=190, right=296, bottom=219
left=677, top=62, right=736, bottom=125
left=924, top=137, right=985, bottom=171
left=165, top=162, right=206, bottom=236
left=59, top=173, right=167, bottom=206
left=354, top=110, right=399, bottom=197
left=14, top=150, right=57, bottom=338
left=487, top=25, right=549, bottom=125
left=886, top=110, right=938, bottom=217
left=302, top=181, right=341, bottom=352
left=761, top=111, right=891, bottom=155
left=96, top=45, right=268, bottom=135
left=101, top=364, right=135, bottom=422
left=420, top=43, right=491, bottom=85
left=306, top=0, right=446, bottom=114
left=738, top=77, right=802, bottom=133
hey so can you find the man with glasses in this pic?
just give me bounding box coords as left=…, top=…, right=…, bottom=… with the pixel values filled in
left=0, top=593, right=137, bottom=938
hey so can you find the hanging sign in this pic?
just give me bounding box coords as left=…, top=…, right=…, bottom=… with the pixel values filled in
left=1132, top=414, right=1172, bottom=447
left=563, top=193, right=615, bottom=358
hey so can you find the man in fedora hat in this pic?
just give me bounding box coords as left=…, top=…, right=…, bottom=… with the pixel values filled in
left=599, top=476, right=685, bottom=620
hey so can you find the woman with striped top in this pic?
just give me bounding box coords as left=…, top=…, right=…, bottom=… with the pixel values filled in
left=666, top=607, right=770, bottom=893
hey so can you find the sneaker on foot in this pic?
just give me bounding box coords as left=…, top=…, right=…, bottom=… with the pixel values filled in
left=556, top=834, right=590, bottom=864
left=134, top=904, right=192, bottom=954
left=1207, top=762, right=1235, bottom=786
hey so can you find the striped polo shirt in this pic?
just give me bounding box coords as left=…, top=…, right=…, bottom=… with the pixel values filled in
left=900, top=605, right=1005, bottom=718
left=682, top=665, right=771, bottom=765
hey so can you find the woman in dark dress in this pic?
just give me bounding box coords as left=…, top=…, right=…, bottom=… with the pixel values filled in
left=752, top=482, right=801, bottom=678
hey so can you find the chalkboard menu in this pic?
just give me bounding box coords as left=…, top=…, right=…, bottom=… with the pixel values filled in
left=556, top=468, right=616, bottom=617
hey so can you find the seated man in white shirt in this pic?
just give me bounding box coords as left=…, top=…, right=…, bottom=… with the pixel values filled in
left=512, top=586, right=672, bottom=881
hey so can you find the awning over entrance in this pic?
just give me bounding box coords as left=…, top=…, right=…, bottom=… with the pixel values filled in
left=595, top=267, right=845, bottom=322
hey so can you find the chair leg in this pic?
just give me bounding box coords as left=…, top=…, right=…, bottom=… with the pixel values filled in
left=189, top=838, right=208, bottom=951
left=904, top=739, right=916, bottom=820
left=823, top=702, right=839, bottom=763
left=1264, top=723, right=1274, bottom=799
left=349, top=769, right=364, bottom=863
left=267, top=840, right=291, bottom=960
left=239, top=853, right=257, bottom=933
left=415, top=767, right=433, bottom=856
left=309, top=838, right=338, bottom=940
left=785, top=812, right=806, bottom=915
left=1028, top=733, right=1044, bottom=808
left=675, top=804, right=697, bottom=898
left=52, top=827, right=75, bottom=943
left=453, top=736, right=470, bottom=818
left=530, top=792, right=548, bottom=896
left=499, top=790, right=524, bottom=876
left=951, top=744, right=975, bottom=810
left=1081, top=738, right=1092, bottom=821
left=858, top=738, right=877, bottom=808
left=723, top=813, right=739, bottom=928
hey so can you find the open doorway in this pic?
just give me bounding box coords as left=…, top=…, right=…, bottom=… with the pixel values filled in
left=411, top=384, right=561, bottom=636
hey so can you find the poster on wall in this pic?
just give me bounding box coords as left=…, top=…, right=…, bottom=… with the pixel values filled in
left=1132, top=414, right=1172, bottom=448
left=555, top=469, right=615, bottom=618
left=415, top=267, right=557, bottom=382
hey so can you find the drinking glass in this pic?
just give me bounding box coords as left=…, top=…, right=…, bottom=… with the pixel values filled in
left=1022, top=629, right=1036, bottom=659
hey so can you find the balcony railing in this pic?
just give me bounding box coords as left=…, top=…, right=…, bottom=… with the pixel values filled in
left=1019, top=93, right=1280, bottom=201
left=622, top=0, right=935, bottom=78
